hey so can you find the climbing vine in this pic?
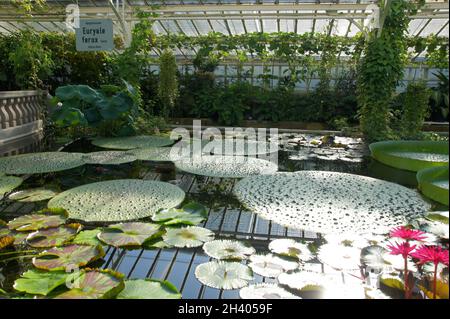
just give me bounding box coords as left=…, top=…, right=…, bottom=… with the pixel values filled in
left=158, top=49, right=179, bottom=118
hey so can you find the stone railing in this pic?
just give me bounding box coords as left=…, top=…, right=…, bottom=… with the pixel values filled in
left=0, top=90, right=45, bottom=156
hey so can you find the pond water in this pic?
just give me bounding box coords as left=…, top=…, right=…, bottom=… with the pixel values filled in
left=0, top=132, right=446, bottom=299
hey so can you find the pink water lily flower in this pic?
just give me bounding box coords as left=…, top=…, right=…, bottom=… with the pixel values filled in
left=390, top=226, right=427, bottom=242
left=387, top=241, right=416, bottom=259
left=411, top=245, right=449, bottom=266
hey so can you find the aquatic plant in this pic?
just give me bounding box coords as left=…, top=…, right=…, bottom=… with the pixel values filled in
left=117, top=279, right=181, bottom=299
left=81, top=151, right=137, bottom=165
left=195, top=261, right=253, bottom=290
left=203, top=240, right=255, bottom=261
left=239, top=283, right=301, bottom=299
left=162, top=226, right=214, bottom=248
left=92, top=135, right=173, bottom=150
left=97, top=223, right=161, bottom=248
left=152, top=202, right=208, bottom=226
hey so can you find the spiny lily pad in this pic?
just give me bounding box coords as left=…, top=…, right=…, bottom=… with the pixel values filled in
left=82, top=151, right=137, bottom=165
left=239, top=283, right=301, bottom=299
left=32, top=244, right=105, bottom=271
left=54, top=269, right=124, bottom=299
left=317, top=244, right=361, bottom=271
left=97, top=223, right=161, bottom=248
left=152, top=202, right=208, bottom=226
left=8, top=188, right=58, bottom=202
left=175, top=155, right=278, bottom=178
left=201, top=139, right=279, bottom=156
left=268, top=239, right=313, bottom=261
left=13, top=269, right=70, bottom=296
left=234, top=171, right=430, bottom=234
left=8, top=214, right=67, bottom=232
left=203, top=240, right=255, bottom=260
left=195, top=261, right=253, bottom=290
left=117, top=279, right=182, bottom=299
left=27, top=224, right=82, bottom=248
left=248, top=254, right=299, bottom=278
left=163, top=226, right=214, bottom=248
left=0, top=152, right=85, bottom=175
left=48, top=179, right=185, bottom=222
left=92, top=135, right=174, bottom=150
left=72, top=229, right=104, bottom=246
left=0, top=175, right=23, bottom=199
left=131, top=147, right=175, bottom=162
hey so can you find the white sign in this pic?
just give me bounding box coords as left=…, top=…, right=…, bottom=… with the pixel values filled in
left=75, top=19, right=114, bottom=52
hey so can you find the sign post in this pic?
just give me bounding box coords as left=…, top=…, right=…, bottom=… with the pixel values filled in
left=75, top=19, right=114, bottom=52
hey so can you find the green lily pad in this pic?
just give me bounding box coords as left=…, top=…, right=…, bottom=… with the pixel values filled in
left=48, top=179, right=185, bottom=222
left=53, top=269, right=124, bottom=299
left=152, top=202, right=208, bottom=226
left=369, top=141, right=449, bottom=172
left=0, top=152, right=85, bottom=175
left=32, top=244, right=105, bottom=271
left=195, top=261, right=253, bottom=290
left=417, top=166, right=449, bottom=206
left=92, top=135, right=174, bottom=150
left=425, top=211, right=449, bottom=224
left=8, top=214, right=67, bottom=232
left=82, top=151, right=137, bottom=165
left=97, top=223, right=161, bottom=248
left=163, top=226, right=215, bottom=248
left=0, top=175, right=23, bottom=199
left=27, top=224, right=82, bottom=248
left=117, top=279, right=181, bottom=299
left=268, top=239, right=313, bottom=261
left=72, top=229, right=104, bottom=246
left=13, top=269, right=70, bottom=296
left=8, top=188, right=58, bottom=202
left=203, top=240, right=255, bottom=260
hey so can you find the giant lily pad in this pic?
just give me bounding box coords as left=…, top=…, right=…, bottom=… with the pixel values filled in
left=152, top=202, right=208, bottom=226
left=268, top=239, right=313, bottom=261
left=369, top=141, right=449, bottom=172
left=0, top=152, right=85, bottom=175
left=27, top=224, right=82, bottom=248
left=248, top=254, right=299, bottom=278
left=8, top=214, right=66, bottom=232
left=82, top=151, right=137, bottom=165
left=163, top=226, right=214, bottom=248
left=8, top=188, right=58, bottom=202
left=417, top=166, right=449, bottom=206
left=203, top=240, right=255, bottom=260
left=117, top=279, right=181, bottom=299
left=234, top=171, right=430, bottom=234
left=32, top=244, right=105, bottom=271
left=195, top=261, right=253, bottom=290
left=13, top=269, right=70, bottom=296
left=92, top=135, right=174, bottom=150
left=201, top=139, right=279, bottom=156
left=0, top=175, right=23, bottom=199
left=97, top=223, right=161, bottom=248
left=131, top=147, right=174, bottom=162
left=48, top=179, right=185, bottom=222
left=54, top=269, right=124, bottom=299
left=175, top=155, right=278, bottom=178
left=239, top=283, right=301, bottom=299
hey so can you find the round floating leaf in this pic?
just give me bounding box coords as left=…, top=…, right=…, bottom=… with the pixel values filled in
left=82, top=151, right=137, bottom=165
left=13, top=269, right=70, bottom=296
left=317, top=244, right=361, bottom=271
left=163, top=226, right=214, bottom=248
left=8, top=214, right=66, bottom=232
left=117, top=279, right=181, bottom=299
left=200, top=139, right=279, bottom=156
left=234, top=171, right=430, bottom=234
left=48, top=179, right=185, bottom=222
left=268, top=239, right=313, bottom=261
left=323, top=233, right=372, bottom=249
left=8, top=188, right=58, bottom=202
left=32, top=244, right=105, bottom=271
left=54, top=269, right=124, bottom=299
left=27, top=224, right=82, bottom=248
left=278, top=271, right=330, bottom=291
left=203, top=240, right=255, bottom=260
left=0, top=175, right=23, bottom=199
left=248, top=254, right=299, bottom=278
left=98, top=223, right=161, bottom=248
left=92, top=135, right=174, bottom=150
left=131, top=147, right=174, bottom=162
left=195, top=261, right=253, bottom=290
left=369, top=141, right=449, bottom=172
left=175, top=155, right=278, bottom=178
left=417, top=166, right=449, bottom=206
left=72, top=229, right=103, bottom=246
left=153, top=202, right=208, bottom=226
left=0, top=152, right=85, bottom=175
left=360, top=245, right=388, bottom=272
left=239, top=283, right=301, bottom=299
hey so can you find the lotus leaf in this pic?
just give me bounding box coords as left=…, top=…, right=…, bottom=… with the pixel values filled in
left=239, top=283, right=301, bottom=299
left=92, top=135, right=174, bottom=150
left=27, top=224, right=82, bottom=248
left=8, top=214, right=66, bottom=232
left=97, top=223, right=161, bottom=247
left=152, top=202, right=208, bottom=226
left=268, top=239, right=313, bottom=261
left=48, top=179, right=185, bottom=222
left=0, top=152, right=85, bottom=175
left=13, top=269, right=70, bottom=296
left=234, top=171, right=430, bottom=234
left=117, top=279, right=181, bottom=299
left=82, top=151, right=137, bottom=165
left=54, top=269, right=124, bottom=299
left=72, top=229, right=104, bottom=246
left=175, top=155, right=278, bottom=178
left=195, top=261, right=253, bottom=290
left=32, top=244, right=105, bottom=271
left=163, top=226, right=214, bottom=248
left=0, top=175, right=23, bottom=199
left=369, top=141, right=449, bottom=172
left=248, top=254, right=299, bottom=278
left=8, top=188, right=58, bottom=202
left=417, top=166, right=449, bottom=206
left=203, top=240, right=255, bottom=260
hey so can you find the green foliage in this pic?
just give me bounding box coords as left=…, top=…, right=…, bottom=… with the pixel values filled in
left=400, top=81, right=431, bottom=139
left=429, top=71, right=449, bottom=122
left=158, top=50, right=179, bottom=118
